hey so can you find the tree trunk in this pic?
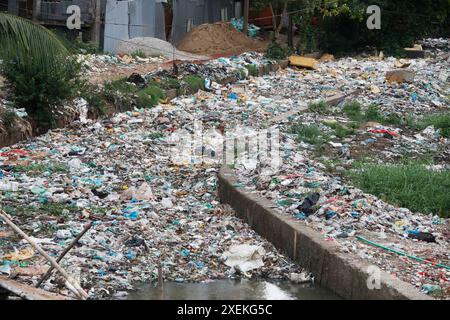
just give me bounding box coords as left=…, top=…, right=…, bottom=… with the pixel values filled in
left=270, top=2, right=288, bottom=41
left=243, top=0, right=249, bottom=36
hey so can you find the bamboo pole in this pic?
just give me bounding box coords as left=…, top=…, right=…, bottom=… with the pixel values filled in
left=0, top=210, right=89, bottom=300
left=36, top=221, right=93, bottom=288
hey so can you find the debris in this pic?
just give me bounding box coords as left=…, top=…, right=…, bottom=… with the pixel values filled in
left=289, top=55, right=319, bottom=70
left=407, top=231, right=436, bottom=243
left=297, top=193, right=320, bottom=216
left=0, top=276, right=71, bottom=300
left=0, top=210, right=89, bottom=300
left=386, top=70, right=415, bottom=83
left=2, top=247, right=34, bottom=261
left=404, top=44, right=425, bottom=58
left=222, top=244, right=266, bottom=273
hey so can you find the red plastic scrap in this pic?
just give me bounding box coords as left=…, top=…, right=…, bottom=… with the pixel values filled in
left=368, top=129, right=398, bottom=137
left=284, top=173, right=304, bottom=179
left=0, top=149, right=29, bottom=157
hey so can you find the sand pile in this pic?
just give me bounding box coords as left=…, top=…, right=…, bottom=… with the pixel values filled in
left=177, top=22, right=267, bottom=56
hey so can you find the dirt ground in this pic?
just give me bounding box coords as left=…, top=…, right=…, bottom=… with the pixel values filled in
left=85, top=59, right=168, bottom=86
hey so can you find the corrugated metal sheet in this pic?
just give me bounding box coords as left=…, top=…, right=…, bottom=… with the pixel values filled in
left=104, top=0, right=166, bottom=53
left=171, top=0, right=241, bottom=45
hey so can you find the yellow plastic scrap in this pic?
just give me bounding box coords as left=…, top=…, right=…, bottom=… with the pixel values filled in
left=288, top=55, right=319, bottom=70
left=2, top=247, right=34, bottom=261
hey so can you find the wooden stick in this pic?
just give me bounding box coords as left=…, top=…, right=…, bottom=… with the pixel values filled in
left=36, top=221, right=92, bottom=288
left=0, top=210, right=89, bottom=300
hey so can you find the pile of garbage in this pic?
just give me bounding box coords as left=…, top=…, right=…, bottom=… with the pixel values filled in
left=228, top=40, right=449, bottom=298
left=0, top=107, right=305, bottom=299
left=0, top=39, right=448, bottom=300
left=143, top=52, right=273, bottom=85
left=231, top=17, right=261, bottom=38
left=78, top=53, right=166, bottom=76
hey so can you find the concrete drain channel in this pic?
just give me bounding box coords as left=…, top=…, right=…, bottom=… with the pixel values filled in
left=217, top=167, right=432, bottom=300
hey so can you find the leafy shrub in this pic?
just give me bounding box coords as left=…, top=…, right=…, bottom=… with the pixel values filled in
left=265, top=41, right=292, bottom=60
left=245, top=64, right=259, bottom=77
left=136, top=86, right=165, bottom=108
left=183, top=75, right=205, bottom=92
left=103, top=78, right=138, bottom=111
left=2, top=56, right=82, bottom=129
left=289, top=123, right=329, bottom=145
left=80, top=83, right=107, bottom=116
left=309, top=100, right=329, bottom=115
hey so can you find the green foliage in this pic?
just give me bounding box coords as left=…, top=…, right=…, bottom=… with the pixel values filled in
left=292, top=0, right=449, bottom=56
left=413, top=112, right=450, bottom=138
left=0, top=108, right=19, bottom=133
left=0, top=13, right=68, bottom=69
left=342, top=101, right=362, bottom=119
left=183, top=75, right=205, bottom=92
left=0, top=13, right=83, bottom=129
left=130, top=50, right=147, bottom=59
left=80, top=83, right=107, bottom=116
left=324, top=121, right=355, bottom=138
left=161, top=77, right=181, bottom=90
left=348, top=162, right=450, bottom=217
left=2, top=56, right=82, bottom=128
left=265, top=41, right=292, bottom=60
left=308, top=100, right=329, bottom=114
left=365, top=104, right=383, bottom=122
left=342, top=102, right=384, bottom=124
left=57, top=34, right=102, bottom=55
left=245, top=64, right=259, bottom=77
left=103, top=78, right=138, bottom=111
left=136, top=86, right=165, bottom=108
left=289, top=123, right=329, bottom=145
left=12, top=162, right=69, bottom=176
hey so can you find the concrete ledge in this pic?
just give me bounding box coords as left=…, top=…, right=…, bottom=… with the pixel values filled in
left=218, top=167, right=432, bottom=300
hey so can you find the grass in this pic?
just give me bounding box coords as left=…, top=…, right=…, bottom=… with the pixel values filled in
left=136, top=86, right=165, bottom=108
left=245, top=64, right=259, bottom=77
left=342, top=101, right=362, bottom=120
left=2, top=202, right=76, bottom=219
left=12, top=162, right=69, bottom=176
left=103, top=78, right=138, bottom=110
left=236, top=68, right=248, bottom=80
left=308, top=100, right=329, bottom=115
left=413, top=112, right=450, bottom=138
left=342, top=102, right=450, bottom=138
left=130, top=50, right=147, bottom=59
left=161, top=77, right=181, bottom=90
left=183, top=75, right=205, bottom=92
left=289, top=123, right=329, bottom=145
left=323, top=121, right=355, bottom=138
left=347, top=162, right=450, bottom=217
left=265, top=41, right=292, bottom=60
left=80, top=83, right=107, bottom=115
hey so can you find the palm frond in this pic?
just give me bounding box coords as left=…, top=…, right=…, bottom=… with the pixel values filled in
left=0, top=12, right=68, bottom=71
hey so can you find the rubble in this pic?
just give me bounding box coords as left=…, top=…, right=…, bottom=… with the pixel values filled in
left=289, top=56, right=319, bottom=70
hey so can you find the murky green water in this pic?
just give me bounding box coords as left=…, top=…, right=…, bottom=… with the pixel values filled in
left=127, top=279, right=341, bottom=300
